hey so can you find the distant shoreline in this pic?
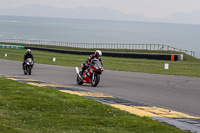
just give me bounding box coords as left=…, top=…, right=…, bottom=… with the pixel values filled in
left=1, top=14, right=200, bottom=26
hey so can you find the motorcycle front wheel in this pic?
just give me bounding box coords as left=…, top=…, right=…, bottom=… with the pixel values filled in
left=28, top=66, right=31, bottom=75
left=91, top=74, right=100, bottom=87
left=24, top=70, right=27, bottom=75
left=24, top=65, right=27, bottom=75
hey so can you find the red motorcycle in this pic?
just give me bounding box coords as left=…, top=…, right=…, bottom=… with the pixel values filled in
left=75, top=58, right=104, bottom=87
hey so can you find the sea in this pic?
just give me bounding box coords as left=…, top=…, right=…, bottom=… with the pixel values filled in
left=0, top=15, right=200, bottom=58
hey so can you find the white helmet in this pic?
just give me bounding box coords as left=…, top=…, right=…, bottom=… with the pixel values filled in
left=27, top=49, right=31, bottom=54
left=94, top=50, right=102, bottom=58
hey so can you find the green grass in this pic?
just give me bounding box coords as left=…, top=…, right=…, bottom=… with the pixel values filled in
left=1, top=47, right=200, bottom=77
left=1, top=42, right=199, bottom=61
left=0, top=77, right=189, bottom=133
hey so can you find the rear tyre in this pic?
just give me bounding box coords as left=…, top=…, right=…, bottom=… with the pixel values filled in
left=76, top=73, right=83, bottom=85
left=91, top=74, right=100, bottom=87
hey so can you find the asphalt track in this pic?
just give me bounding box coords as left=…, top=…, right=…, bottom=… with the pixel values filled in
left=1, top=59, right=200, bottom=117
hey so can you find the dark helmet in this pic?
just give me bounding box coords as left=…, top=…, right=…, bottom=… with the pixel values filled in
left=94, top=50, right=102, bottom=58
left=26, top=49, right=31, bottom=54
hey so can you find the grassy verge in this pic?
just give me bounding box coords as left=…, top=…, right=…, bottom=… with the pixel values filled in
left=1, top=42, right=199, bottom=61
left=1, top=48, right=200, bottom=77
left=0, top=77, right=188, bottom=132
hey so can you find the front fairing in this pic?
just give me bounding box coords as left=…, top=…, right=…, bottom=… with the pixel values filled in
left=82, top=73, right=91, bottom=83
left=26, top=58, right=34, bottom=65
left=91, top=59, right=104, bottom=72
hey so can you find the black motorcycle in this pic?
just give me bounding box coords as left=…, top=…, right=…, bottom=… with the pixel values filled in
left=23, top=58, right=34, bottom=75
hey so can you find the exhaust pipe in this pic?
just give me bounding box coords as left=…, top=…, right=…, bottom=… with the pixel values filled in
left=75, top=67, right=79, bottom=74
left=75, top=67, right=83, bottom=79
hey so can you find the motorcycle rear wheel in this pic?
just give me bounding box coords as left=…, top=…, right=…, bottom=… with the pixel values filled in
left=76, top=73, right=83, bottom=85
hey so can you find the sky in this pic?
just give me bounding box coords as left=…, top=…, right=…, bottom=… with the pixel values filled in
left=0, top=0, right=200, bottom=18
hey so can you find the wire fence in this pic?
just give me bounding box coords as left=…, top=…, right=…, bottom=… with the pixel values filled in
left=0, top=38, right=195, bottom=56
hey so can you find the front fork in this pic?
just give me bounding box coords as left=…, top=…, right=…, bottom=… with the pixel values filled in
left=91, top=72, right=96, bottom=82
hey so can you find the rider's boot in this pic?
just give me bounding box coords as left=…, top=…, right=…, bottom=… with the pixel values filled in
left=80, top=66, right=86, bottom=78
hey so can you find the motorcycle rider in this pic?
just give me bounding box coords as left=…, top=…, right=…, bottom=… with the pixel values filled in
left=80, top=50, right=103, bottom=78
left=22, top=49, right=34, bottom=70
